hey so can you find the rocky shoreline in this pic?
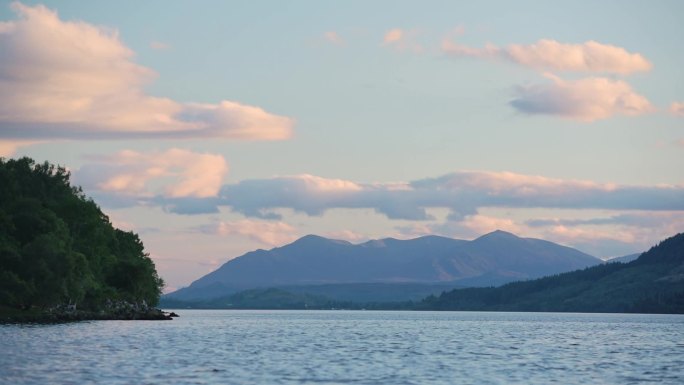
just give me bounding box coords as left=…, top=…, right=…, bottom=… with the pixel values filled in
left=0, top=305, right=178, bottom=324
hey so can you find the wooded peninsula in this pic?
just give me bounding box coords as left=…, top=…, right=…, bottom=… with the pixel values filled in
left=0, top=157, right=168, bottom=322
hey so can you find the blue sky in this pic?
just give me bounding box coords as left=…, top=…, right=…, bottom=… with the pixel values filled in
left=1, top=1, right=683, bottom=291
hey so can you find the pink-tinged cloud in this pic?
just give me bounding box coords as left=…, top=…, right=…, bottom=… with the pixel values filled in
left=398, top=214, right=523, bottom=240
left=396, top=210, right=684, bottom=257
left=384, top=28, right=403, bottom=43
left=382, top=28, right=422, bottom=53
left=196, top=171, right=684, bottom=221
left=459, top=215, right=521, bottom=236
left=443, top=38, right=652, bottom=74
left=322, top=230, right=369, bottom=243
left=323, top=31, right=344, bottom=45
left=537, top=212, right=684, bottom=257
left=75, top=148, right=228, bottom=198
left=670, top=102, right=684, bottom=116
left=0, top=139, right=40, bottom=157
left=91, top=170, right=684, bottom=221
left=0, top=3, right=293, bottom=142
left=510, top=74, right=654, bottom=121
left=149, top=41, right=170, bottom=50
left=207, top=220, right=298, bottom=246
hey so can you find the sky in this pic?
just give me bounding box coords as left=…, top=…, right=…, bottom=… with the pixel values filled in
left=1, top=0, right=683, bottom=292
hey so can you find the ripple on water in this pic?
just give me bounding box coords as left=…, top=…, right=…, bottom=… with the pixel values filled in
left=1, top=311, right=684, bottom=385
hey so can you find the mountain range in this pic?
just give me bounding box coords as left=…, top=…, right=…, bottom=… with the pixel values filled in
left=166, top=230, right=601, bottom=302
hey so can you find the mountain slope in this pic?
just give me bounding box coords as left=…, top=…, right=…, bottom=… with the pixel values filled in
left=420, top=233, right=684, bottom=313
left=167, top=230, right=600, bottom=301
left=606, top=253, right=642, bottom=264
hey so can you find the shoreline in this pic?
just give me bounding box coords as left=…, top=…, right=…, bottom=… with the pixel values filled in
left=0, top=307, right=175, bottom=324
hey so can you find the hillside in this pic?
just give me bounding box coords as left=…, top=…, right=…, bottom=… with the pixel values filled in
left=0, top=157, right=166, bottom=320
left=167, top=230, right=600, bottom=301
left=419, top=233, right=684, bottom=313
left=606, top=253, right=642, bottom=264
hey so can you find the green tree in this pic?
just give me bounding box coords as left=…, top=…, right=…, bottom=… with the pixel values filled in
left=0, top=157, right=164, bottom=311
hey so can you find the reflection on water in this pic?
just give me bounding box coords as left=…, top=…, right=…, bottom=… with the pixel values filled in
left=2, top=310, right=684, bottom=384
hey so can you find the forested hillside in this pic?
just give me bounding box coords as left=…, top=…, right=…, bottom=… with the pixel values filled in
left=0, top=157, right=164, bottom=315
left=419, top=233, right=684, bottom=313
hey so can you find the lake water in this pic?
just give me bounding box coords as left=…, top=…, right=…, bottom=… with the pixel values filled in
left=1, top=310, right=684, bottom=384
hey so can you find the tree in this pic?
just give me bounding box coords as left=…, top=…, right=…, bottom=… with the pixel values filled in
left=0, top=157, right=164, bottom=311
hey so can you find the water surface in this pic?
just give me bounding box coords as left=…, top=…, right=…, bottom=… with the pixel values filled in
left=2, top=310, right=683, bottom=384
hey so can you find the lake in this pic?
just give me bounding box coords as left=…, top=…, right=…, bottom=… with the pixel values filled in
left=1, top=310, right=683, bottom=384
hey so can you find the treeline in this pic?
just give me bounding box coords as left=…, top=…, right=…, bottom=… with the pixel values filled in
left=0, top=157, right=164, bottom=312
left=160, top=287, right=414, bottom=310
left=418, top=233, right=684, bottom=313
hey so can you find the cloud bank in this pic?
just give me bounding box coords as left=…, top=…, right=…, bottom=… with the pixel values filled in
left=81, top=165, right=683, bottom=256
left=510, top=74, right=654, bottom=121
left=151, top=171, right=684, bottom=219
left=0, top=2, right=293, bottom=143
left=443, top=38, right=652, bottom=74
left=74, top=155, right=684, bottom=222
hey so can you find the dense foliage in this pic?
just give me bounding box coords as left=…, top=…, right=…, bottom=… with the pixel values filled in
left=419, top=233, right=684, bottom=313
left=0, top=157, right=164, bottom=311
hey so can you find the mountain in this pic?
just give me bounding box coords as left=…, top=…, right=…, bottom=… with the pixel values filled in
left=166, top=230, right=600, bottom=301
left=606, top=253, right=642, bottom=264
left=420, top=233, right=684, bottom=313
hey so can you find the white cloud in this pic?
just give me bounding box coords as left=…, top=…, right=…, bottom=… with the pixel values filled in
left=510, top=73, right=654, bottom=121
left=75, top=148, right=228, bottom=198
left=0, top=3, right=293, bottom=142
left=443, top=38, right=652, bottom=74
left=670, top=102, right=684, bottom=116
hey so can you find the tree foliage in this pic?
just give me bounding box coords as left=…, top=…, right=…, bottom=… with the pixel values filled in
left=0, top=157, right=164, bottom=310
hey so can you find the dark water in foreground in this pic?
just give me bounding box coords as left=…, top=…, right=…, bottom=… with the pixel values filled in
left=1, top=310, right=683, bottom=384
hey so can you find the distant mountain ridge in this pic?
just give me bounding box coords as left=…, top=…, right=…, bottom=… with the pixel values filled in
left=606, top=253, right=642, bottom=264
left=421, top=232, right=684, bottom=313
left=167, top=230, right=601, bottom=301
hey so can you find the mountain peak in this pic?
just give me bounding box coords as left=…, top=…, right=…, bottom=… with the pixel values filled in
left=296, top=234, right=329, bottom=242
left=474, top=230, right=520, bottom=241
left=289, top=234, right=351, bottom=248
